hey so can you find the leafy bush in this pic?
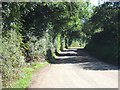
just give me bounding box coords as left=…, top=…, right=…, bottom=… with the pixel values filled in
left=1, top=2, right=93, bottom=87
left=84, top=2, right=119, bottom=67
left=1, top=30, right=26, bottom=87
left=85, top=30, right=118, bottom=66
left=28, top=35, right=49, bottom=62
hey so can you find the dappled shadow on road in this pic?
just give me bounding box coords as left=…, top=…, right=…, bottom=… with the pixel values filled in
left=52, top=47, right=118, bottom=70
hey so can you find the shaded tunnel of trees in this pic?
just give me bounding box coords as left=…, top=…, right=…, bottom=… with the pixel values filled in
left=0, top=1, right=120, bottom=87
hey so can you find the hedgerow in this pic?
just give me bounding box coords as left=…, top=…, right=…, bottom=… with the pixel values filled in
left=1, top=2, right=92, bottom=87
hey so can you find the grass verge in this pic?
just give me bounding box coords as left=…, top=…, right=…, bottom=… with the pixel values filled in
left=10, top=61, right=49, bottom=88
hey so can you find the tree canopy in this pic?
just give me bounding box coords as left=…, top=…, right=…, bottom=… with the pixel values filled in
left=1, top=1, right=93, bottom=87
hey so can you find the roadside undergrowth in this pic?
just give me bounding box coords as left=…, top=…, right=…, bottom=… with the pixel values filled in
left=9, top=61, right=49, bottom=88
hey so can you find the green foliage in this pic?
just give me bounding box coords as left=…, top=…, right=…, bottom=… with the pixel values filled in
left=70, top=40, right=80, bottom=47
left=28, top=34, right=49, bottom=62
left=10, top=62, right=48, bottom=88
left=1, top=30, right=25, bottom=87
left=46, top=48, right=55, bottom=63
left=1, top=1, right=93, bottom=87
left=56, top=34, right=61, bottom=52
left=85, top=2, right=120, bottom=66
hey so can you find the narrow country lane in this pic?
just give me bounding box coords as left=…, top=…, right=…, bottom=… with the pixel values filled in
left=28, top=47, right=118, bottom=88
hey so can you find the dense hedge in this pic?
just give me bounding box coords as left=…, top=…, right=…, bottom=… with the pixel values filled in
left=84, top=2, right=119, bottom=67
left=85, top=30, right=118, bottom=66
left=1, top=2, right=91, bottom=87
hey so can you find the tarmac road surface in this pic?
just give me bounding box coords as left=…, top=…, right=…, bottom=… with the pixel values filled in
left=28, top=47, right=118, bottom=88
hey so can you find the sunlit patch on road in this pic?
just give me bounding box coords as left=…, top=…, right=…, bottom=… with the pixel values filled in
left=28, top=47, right=118, bottom=88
